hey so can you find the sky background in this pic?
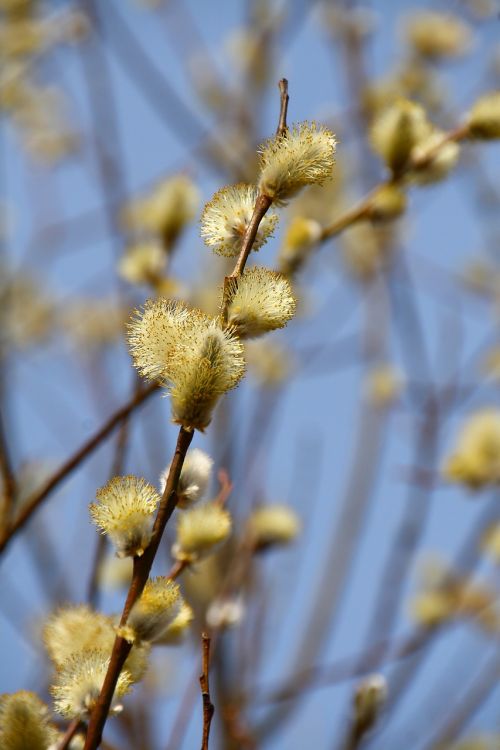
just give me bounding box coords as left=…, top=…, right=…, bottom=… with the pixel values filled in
left=1, top=0, right=500, bottom=748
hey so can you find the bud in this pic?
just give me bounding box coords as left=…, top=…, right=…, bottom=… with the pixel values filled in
left=121, top=174, right=199, bottom=249
left=403, top=11, right=473, bottom=60
left=0, top=691, right=58, bottom=750
left=467, top=92, right=500, bottom=140
left=201, top=184, right=278, bottom=257
left=442, top=408, right=500, bottom=489
left=174, top=502, right=231, bottom=561
left=352, top=674, right=387, bottom=732
left=410, top=130, right=460, bottom=184
left=225, top=267, right=296, bottom=338
left=247, top=504, right=300, bottom=549
left=366, top=184, right=407, bottom=221
left=160, top=448, right=213, bottom=508
left=206, top=596, right=245, bottom=629
left=89, top=475, right=161, bottom=558
left=370, top=99, right=431, bottom=175
left=123, top=577, right=183, bottom=644
left=364, top=364, right=404, bottom=408
left=258, top=121, right=336, bottom=205
left=118, top=240, right=167, bottom=287
left=278, top=216, right=322, bottom=276
left=245, top=339, right=293, bottom=387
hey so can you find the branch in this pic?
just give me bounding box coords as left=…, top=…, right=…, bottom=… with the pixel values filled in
left=276, top=78, right=289, bottom=137
left=0, top=382, right=158, bottom=556
left=83, top=79, right=288, bottom=750
left=56, top=719, right=83, bottom=750
left=199, top=633, right=215, bottom=750
left=319, top=123, right=470, bottom=243
left=0, top=409, right=16, bottom=534
left=83, top=425, right=193, bottom=750
left=420, top=649, right=500, bottom=750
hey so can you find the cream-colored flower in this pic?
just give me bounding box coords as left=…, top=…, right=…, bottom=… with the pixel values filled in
left=174, top=502, right=231, bottom=560
left=247, top=504, right=300, bottom=548
left=278, top=216, right=322, bottom=276
left=118, top=241, right=167, bottom=287
left=51, top=650, right=132, bottom=718
left=403, top=11, right=473, bottom=60
left=258, top=122, right=336, bottom=204
left=160, top=448, right=213, bottom=508
left=89, top=476, right=161, bottom=558
left=124, top=577, right=182, bottom=644
left=467, top=92, right=500, bottom=140
left=443, top=409, right=500, bottom=489
left=225, top=267, right=296, bottom=338
left=121, top=174, right=199, bottom=247
left=128, top=299, right=245, bottom=430
left=410, top=130, right=460, bottom=184
left=43, top=604, right=149, bottom=684
left=370, top=99, right=431, bottom=174
left=201, top=184, right=278, bottom=257
left=0, top=691, right=58, bottom=750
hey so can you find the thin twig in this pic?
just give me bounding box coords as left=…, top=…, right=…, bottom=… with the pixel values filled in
left=420, top=649, right=500, bottom=750
left=0, top=408, right=16, bottom=533
left=319, top=123, right=470, bottom=243
left=0, top=382, right=158, bottom=556
left=200, top=633, right=215, bottom=750
left=83, top=78, right=287, bottom=750
left=56, top=718, right=83, bottom=750
left=276, top=78, right=289, bottom=137
left=83, top=425, right=193, bottom=750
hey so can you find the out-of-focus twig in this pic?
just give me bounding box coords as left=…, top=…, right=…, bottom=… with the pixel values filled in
left=0, top=382, right=158, bottom=556
left=0, top=409, right=16, bottom=533
left=199, top=633, right=215, bottom=750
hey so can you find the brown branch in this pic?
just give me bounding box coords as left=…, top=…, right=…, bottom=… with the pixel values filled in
left=200, top=633, right=215, bottom=750
left=319, top=123, right=471, bottom=243
left=0, top=409, right=16, bottom=534
left=276, top=78, right=289, bottom=137
left=83, top=79, right=287, bottom=750
left=56, top=718, right=83, bottom=750
left=83, top=425, right=193, bottom=750
left=255, top=628, right=429, bottom=705
left=0, top=382, right=158, bottom=556
left=420, top=649, right=500, bottom=750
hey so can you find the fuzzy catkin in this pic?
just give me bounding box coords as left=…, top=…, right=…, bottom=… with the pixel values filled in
left=201, top=183, right=278, bottom=257
left=225, top=266, right=296, bottom=338
left=258, top=121, right=336, bottom=205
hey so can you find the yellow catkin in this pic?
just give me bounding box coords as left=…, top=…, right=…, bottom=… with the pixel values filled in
left=370, top=99, right=431, bottom=175
left=247, top=504, right=301, bottom=548
left=258, top=121, right=336, bottom=204
left=467, top=92, right=500, bottom=140
left=43, top=604, right=150, bottom=683
left=443, top=409, right=500, bottom=489
left=403, top=11, right=473, bottom=60
left=225, top=267, right=296, bottom=338
left=125, top=577, right=182, bottom=643
left=127, top=299, right=245, bottom=430
left=201, top=183, right=278, bottom=257
left=89, top=475, right=161, bottom=558
left=50, top=650, right=132, bottom=718
left=0, top=691, right=58, bottom=750
left=175, top=502, right=231, bottom=560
